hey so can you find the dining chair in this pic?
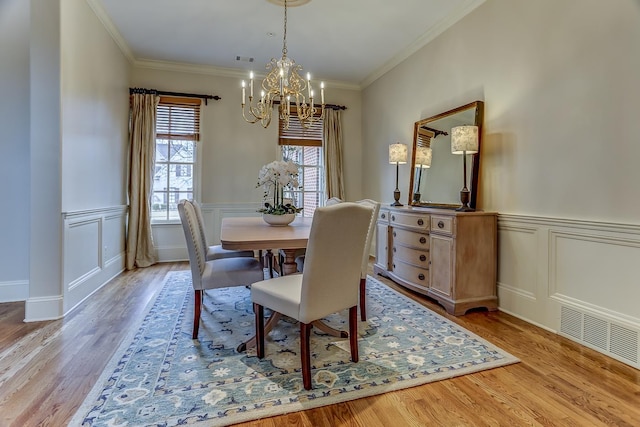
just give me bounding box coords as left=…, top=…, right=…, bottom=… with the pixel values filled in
left=178, top=200, right=264, bottom=339
left=292, top=198, right=377, bottom=321
left=251, top=202, right=373, bottom=390
left=283, top=197, right=343, bottom=274
left=190, top=199, right=255, bottom=261
left=354, top=199, right=380, bottom=321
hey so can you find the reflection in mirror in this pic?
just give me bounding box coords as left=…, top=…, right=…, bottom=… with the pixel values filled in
left=408, top=101, right=484, bottom=209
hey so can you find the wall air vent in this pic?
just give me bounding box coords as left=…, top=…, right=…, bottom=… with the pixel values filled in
left=559, top=304, right=639, bottom=369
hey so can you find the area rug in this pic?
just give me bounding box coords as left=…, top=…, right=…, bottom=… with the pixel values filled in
left=71, top=271, right=519, bottom=426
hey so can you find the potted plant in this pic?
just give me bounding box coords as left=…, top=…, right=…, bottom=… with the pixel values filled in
left=256, top=160, right=303, bottom=225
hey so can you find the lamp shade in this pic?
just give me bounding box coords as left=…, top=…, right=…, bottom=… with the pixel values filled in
left=415, top=146, right=432, bottom=168
left=389, top=143, right=408, bottom=164
left=451, top=125, right=479, bottom=154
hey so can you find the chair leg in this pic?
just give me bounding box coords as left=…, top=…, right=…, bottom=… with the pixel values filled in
left=349, top=306, right=359, bottom=363
left=359, top=277, right=367, bottom=321
left=300, top=322, right=313, bottom=390
left=266, top=250, right=274, bottom=278
left=254, top=303, right=265, bottom=359
left=193, top=289, right=202, bottom=339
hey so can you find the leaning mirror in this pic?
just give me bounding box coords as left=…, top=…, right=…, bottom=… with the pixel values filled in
left=408, top=100, right=484, bottom=209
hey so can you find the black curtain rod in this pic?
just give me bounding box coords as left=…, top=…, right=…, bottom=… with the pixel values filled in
left=420, top=125, right=448, bottom=138
left=129, top=87, right=221, bottom=105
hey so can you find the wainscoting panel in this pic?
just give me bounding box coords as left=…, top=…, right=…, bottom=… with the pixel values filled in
left=498, top=214, right=640, bottom=368
left=153, top=203, right=260, bottom=263
left=62, top=206, right=127, bottom=314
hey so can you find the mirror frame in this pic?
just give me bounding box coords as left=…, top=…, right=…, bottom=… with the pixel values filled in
left=408, top=100, right=484, bottom=209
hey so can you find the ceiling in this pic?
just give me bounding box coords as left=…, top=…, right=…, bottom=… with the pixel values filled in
left=91, top=0, right=484, bottom=89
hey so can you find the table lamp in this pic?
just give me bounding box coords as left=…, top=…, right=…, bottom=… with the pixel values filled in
left=451, top=125, right=478, bottom=211
left=412, top=146, right=432, bottom=203
left=389, top=142, right=408, bottom=206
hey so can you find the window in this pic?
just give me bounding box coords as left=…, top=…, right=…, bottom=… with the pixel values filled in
left=279, top=111, right=324, bottom=217
left=152, top=97, right=200, bottom=221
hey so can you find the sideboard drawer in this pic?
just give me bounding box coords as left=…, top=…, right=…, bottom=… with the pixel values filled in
left=430, top=215, right=454, bottom=235
left=378, top=209, right=390, bottom=223
left=392, top=244, right=429, bottom=268
left=392, top=259, right=429, bottom=287
left=390, top=212, right=429, bottom=231
left=392, top=228, right=430, bottom=249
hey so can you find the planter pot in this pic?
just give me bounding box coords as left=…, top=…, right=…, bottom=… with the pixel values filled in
left=262, top=213, right=295, bottom=226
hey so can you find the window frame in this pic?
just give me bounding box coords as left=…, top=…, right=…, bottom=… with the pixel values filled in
left=279, top=110, right=325, bottom=218
left=151, top=96, right=202, bottom=224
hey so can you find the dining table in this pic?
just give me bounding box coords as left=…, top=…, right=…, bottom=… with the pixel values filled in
left=220, top=215, right=348, bottom=352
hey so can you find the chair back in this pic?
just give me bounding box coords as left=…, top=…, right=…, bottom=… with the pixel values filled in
left=190, top=199, right=209, bottom=248
left=178, top=199, right=206, bottom=289
left=298, top=202, right=373, bottom=323
left=356, top=199, right=381, bottom=279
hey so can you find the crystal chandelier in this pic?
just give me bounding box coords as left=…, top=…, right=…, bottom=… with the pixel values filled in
left=241, top=0, right=325, bottom=129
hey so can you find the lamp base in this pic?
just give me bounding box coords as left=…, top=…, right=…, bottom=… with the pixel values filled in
left=391, top=189, right=403, bottom=206
left=456, top=188, right=475, bottom=212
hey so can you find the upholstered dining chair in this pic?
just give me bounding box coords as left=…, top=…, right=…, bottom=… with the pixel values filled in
left=178, top=200, right=264, bottom=339
left=354, top=199, right=380, bottom=321
left=292, top=198, right=378, bottom=321
left=190, top=199, right=255, bottom=261
left=251, top=202, right=373, bottom=390
left=284, top=197, right=343, bottom=273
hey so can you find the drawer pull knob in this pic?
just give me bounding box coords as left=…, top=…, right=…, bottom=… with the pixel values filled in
left=438, top=221, right=445, bottom=229
left=381, top=213, right=386, bottom=219
left=417, top=219, right=424, bottom=226
left=418, top=273, right=425, bottom=281
left=391, top=215, right=396, bottom=221
left=393, top=247, right=396, bottom=252
left=419, top=237, right=427, bottom=244
left=420, top=254, right=426, bottom=262
left=393, top=231, right=397, bottom=237
left=393, top=263, right=396, bottom=269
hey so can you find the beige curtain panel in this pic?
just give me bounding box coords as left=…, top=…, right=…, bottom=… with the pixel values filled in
left=323, top=108, right=345, bottom=200
left=126, top=93, right=159, bottom=270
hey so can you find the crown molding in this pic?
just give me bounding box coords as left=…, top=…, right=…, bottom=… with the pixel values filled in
left=85, top=0, right=135, bottom=63
left=360, top=0, right=485, bottom=88
left=134, top=59, right=361, bottom=91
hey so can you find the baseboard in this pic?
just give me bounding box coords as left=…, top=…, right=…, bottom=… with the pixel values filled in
left=0, top=280, right=29, bottom=303
left=25, top=295, right=64, bottom=322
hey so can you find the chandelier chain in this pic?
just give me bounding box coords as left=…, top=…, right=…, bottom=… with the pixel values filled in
left=282, top=0, right=288, bottom=57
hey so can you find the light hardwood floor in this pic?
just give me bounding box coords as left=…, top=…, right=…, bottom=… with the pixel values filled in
left=1, top=261, right=639, bottom=426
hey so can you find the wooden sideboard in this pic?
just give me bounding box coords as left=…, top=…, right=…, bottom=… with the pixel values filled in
left=374, top=206, right=497, bottom=315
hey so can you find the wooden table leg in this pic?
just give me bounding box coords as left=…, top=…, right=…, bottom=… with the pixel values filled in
left=237, top=311, right=282, bottom=352
left=280, top=248, right=300, bottom=276
left=312, top=320, right=348, bottom=338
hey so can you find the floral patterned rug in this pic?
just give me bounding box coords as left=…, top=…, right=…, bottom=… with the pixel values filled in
left=71, top=271, right=518, bottom=426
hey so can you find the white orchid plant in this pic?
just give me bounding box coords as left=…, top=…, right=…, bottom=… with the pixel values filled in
left=256, top=160, right=303, bottom=215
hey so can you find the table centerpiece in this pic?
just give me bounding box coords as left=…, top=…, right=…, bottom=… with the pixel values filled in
left=256, top=160, right=303, bottom=226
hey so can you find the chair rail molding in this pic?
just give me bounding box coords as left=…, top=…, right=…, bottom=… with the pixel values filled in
left=152, top=202, right=262, bottom=262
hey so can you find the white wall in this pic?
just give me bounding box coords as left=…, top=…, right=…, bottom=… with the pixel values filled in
left=5, top=0, right=131, bottom=318
left=58, top=0, right=131, bottom=315
left=0, top=0, right=31, bottom=301
left=61, top=0, right=131, bottom=211
left=362, top=0, right=640, bottom=367
left=130, top=66, right=362, bottom=259
left=131, top=67, right=362, bottom=203
left=28, top=0, right=64, bottom=320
